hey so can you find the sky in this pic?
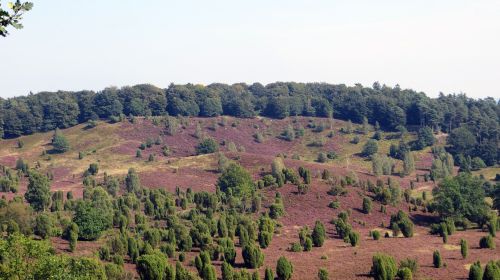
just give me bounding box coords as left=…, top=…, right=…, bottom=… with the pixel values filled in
left=1, top=0, right=499, bottom=99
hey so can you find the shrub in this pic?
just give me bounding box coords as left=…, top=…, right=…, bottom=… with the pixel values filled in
left=362, top=197, right=372, bottom=214
left=137, top=253, right=166, bottom=280
left=312, top=220, right=326, bottom=247
left=318, top=268, right=329, bottom=280
left=217, top=163, right=254, bottom=197
left=469, top=261, right=483, bottom=280
left=276, top=256, right=293, bottom=280
left=196, top=138, right=219, bottom=154
left=460, top=239, right=468, bottom=259
left=73, top=201, right=112, bottom=241
left=371, top=253, right=397, bottom=280
left=362, top=139, right=378, bottom=157
left=52, top=130, right=70, bottom=153
left=349, top=231, right=360, bottom=247
left=479, top=235, right=495, bottom=249
left=399, top=258, right=418, bottom=274
left=242, top=244, right=264, bottom=269
left=34, top=213, right=53, bottom=239
left=88, top=163, right=99, bottom=175
left=372, top=230, right=381, bottom=240
left=290, top=242, right=302, bottom=252
left=483, top=261, right=500, bottom=280
left=389, top=210, right=414, bottom=238
left=433, top=250, right=441, bottom=268
left=317, top=152, right=328, bottom=163
left=397, top=267, right=412, bottom=280
left=328, top=201, right=340, bottom=209
left=265, top=267, right=274, bottom=280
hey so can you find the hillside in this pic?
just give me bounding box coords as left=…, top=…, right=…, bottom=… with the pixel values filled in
left=0, top=115, right=498, bottom=280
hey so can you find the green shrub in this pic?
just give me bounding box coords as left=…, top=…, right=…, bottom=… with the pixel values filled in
left=264, top=267, right=274, bottom=280
left=479, top=235, right=495, bottom=249
left=483, top=261, right=500, bottom=280
left=349, top=231, right=360, bottom=247
left=468, top=261, right=483, bottom=280
left=371, top=253, right=397, bottom=280
left=399, top=258, right=418, bottom=274
left=137, top=253, right=166, bottom=280
left=397, top=267, right=412, bottom=280
left=276, top=256, right=293, bottom=280
left=318, top=268, right=329, bottom=280
left=460, top=239, right=468, bottom=259
left=433, top=250, right=441, bottom=268
left=196, top=138, right=219, bottom=154
left=290, top=242, right=302, bottom=252
left=362, top=197, right=372, bottom=214
left=242, top=244, right=264, bottom=269
left=372, top=230, right=381, bottom=240
left=328, top=201, right=340, bottom=209
left=312, top=220, right=326, bottom=247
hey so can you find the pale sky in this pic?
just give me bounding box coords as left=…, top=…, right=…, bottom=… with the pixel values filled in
left=1, top=0, right=499, bottom=99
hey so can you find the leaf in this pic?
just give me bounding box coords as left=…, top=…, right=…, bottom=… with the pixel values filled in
left=11, top=22, right=23, bottom=29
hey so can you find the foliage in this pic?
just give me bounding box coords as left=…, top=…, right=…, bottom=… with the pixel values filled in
left=469, top=261, right=483, bottom=280
left=242, top=243, right=264, bottom=269
left=276, top=256, right=293, bottom=280
left=0, top=1, right=33, bottom=37
left=371, top=253, right=397, bottom=280
left=312, top=220, right=326, bottom=247
left=52, top=130, right=70, bottom=153
left=432, top=173, right=489, bottom=224
left=24, top=171, right=51, bottom=212
left=217, top=163, right=254, bottom=197
left=362, top=140, right=378, bottom=157
left=389, top=211, right=414, bottom=238
left=73, top=200, right=112, bottom=241
left=479, top=235, right=495, bottom=249
left=196, top=138, right=219, bottom=155
left=432, top=250, right=441, bottom=268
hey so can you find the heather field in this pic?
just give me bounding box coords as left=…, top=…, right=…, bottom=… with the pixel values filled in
left=0, top=116, right=498, bottom=280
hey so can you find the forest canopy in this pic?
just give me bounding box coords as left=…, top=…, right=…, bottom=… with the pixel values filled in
left=0, top=82, right=498, bottom=165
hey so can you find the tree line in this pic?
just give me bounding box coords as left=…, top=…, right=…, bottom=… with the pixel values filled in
left=1, top=82, right=498, bottom=165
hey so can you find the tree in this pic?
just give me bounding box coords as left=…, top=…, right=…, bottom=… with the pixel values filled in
left=25, top=171, right=51, bottom=212
left=276, top=256, right=293, bottom=280
left=432, top=173, right=488, bottom=224
left=125, top=168, right=141, bottom=194
left=415, top=127, right=435, bottom=150
left=362, top=140, right=378, bottom=157
left=196, top=138, right=219, bottom=154
left=402, top=152, right=415, bottom=176
left=371, top=253, right=397, bottom=280
left=0, top=1, right=33, bottom=37
left=34, top=213, right=52, bottom=239
left=217, top=163, right=254, bottom=197
left=52, top=129, right=70, bottom=153
left=312, top=220, right=326, bottom=247
left=73, top=200, right=112, bottom=240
